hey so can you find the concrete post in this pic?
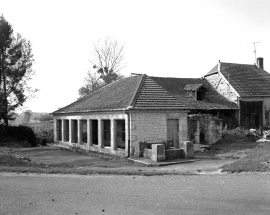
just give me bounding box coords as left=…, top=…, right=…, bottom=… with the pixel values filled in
left=98, top=119, right=104, bottom=148
left=69, top=119, right=72, bottom=144
left=181, top=141, right=194, bottom=159
left=87, top=120, right=92, bottom=147
left=111, top=119, right=117, bottom=150
left=78, top=120, right=82, bottom=144
left=61, top=119, right=64, bottom=142
left=151, top=144, right=165, bottom=162
left=53, top=118, right=57, bottom=142
left=125, top=116, right=129, bottom=156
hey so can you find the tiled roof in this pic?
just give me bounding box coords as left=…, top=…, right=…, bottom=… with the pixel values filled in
left=151, top=77, right=203, bottom=95
left=53, top=72, right=239, bottom=115
left=183, top=84, right=204, bottom=91
left=133, top=76, right=187, bottom=110
left=53, top=75, right=143, bottom=114
left=53, top=75, right=188, bottom=114
left=219, top=62, right=270, bottom=96
left=206, top=64, right=218, bottom=76
left=151, top=76, right=238, bottom=110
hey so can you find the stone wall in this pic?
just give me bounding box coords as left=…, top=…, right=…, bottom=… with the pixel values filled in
left=130, top=112, right=167, bottom=144
left=205, top=73, right=238, bottom=104
left=130, top=111, right=188, bottom=150
left=188, top=114, right=223, bottom=145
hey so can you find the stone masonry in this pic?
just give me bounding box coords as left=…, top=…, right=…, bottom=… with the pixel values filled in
left=130, top=112, right=167, bottom=144
left=205, top=73, right=238, bottom=104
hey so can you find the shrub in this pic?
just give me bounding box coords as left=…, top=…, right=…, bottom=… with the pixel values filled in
left=0, top=124, right=37, bottom=146
left=217, top=127, right=252, bottom=144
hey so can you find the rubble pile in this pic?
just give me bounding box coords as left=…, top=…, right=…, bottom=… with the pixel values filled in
left=257, top=130, right=270, bottom=142
left=245, top=129, right=270, bottom=142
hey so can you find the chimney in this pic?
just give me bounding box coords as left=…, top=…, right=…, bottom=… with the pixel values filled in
left=257, top=57, right=264, bottom=69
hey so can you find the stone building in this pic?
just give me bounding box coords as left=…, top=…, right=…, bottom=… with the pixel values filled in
left=204, top=58, right=270, bottom=129
left=52, top=74, right=237, bottom=158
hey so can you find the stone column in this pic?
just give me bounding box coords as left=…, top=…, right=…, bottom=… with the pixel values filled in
left=78, top=120, right=82, bottom=144
left=69, top=119, right=72, bottom=144
left=61, top=119, right=64, bottom=142
left=111, top=119, right=117, bottom=150
left=179, top=113, right=188, bottom=146
left=53, top=118, right=57, bottom=142
left=194, top=120, right=200, bottom=144
left=125, top=116, right=130, bottom=156
left=87, top=120, right=93, bottom=147
left=98, top=119, right=104, bottom=148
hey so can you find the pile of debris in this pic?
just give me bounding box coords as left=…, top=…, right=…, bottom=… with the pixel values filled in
left=244, top=129, right=270, bottom=142
left=257, top=130, right=270, bottom=142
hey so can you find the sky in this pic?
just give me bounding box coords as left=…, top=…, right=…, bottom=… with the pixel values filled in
left=1, top=0, right=270, bottom=113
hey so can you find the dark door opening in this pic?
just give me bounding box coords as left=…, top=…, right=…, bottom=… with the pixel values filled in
left=240, top=101, right=263, bottom=129
left=92, top=120, right=98, bottom=145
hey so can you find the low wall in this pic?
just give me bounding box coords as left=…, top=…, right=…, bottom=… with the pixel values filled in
left=56, top=141, right=126, bottom=158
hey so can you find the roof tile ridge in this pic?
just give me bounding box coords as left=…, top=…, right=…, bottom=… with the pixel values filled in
left=220, top=62, right=255, bottom=66
left=129, top=74, right=147, bottom=107
left=150, top=75, right=202, bottom=80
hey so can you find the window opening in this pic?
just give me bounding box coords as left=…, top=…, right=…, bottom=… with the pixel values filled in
left=116, top=120, right=125, bottom=149
left=81, top=120, right=87, bottom=144
left=103, top=120, right=111, bottom=147
left=92, top=120, right=98, bottom=145
left=57, top=120, right=62, bottom=141
left=71, top=120, right=78, bottom=143
left=64, top=120, right=69, bottom=142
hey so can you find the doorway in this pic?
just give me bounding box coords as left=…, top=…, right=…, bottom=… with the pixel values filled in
left=167, top=119, right=179, bottom=148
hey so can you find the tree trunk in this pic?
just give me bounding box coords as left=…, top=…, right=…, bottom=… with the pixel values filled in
left=0, top=46, right=8, bottom=125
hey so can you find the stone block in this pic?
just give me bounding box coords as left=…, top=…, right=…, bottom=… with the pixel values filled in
left=165, top=148, right=184, bottom=160
left=181, top=141, right=194, bottom=159
left=143, top=148, right=152, bottom=159
left=134, top=141, right=144, bottom=157
left=151, top=144, right=165, bottom=162
left=131, top=135, right=137, bottom=142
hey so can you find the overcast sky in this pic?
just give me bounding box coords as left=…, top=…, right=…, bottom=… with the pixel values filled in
left=2, top=0, right=270, bottom=113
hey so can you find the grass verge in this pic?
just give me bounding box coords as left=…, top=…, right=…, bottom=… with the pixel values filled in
left=0, top=152, right=194, bottom=176
left=221, top=142, right=270, bottom=173
left=0, top=166, right=194, bottom=176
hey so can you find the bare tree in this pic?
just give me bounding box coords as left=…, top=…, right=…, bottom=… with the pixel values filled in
left=89, top=37, right=125, bottom=85
left=78, top=70, right=104, bottom=98
left=78, top=38, right=125, bottom=98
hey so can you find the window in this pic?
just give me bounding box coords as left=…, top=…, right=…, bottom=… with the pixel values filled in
left=197, top=90, right=206, bottom=101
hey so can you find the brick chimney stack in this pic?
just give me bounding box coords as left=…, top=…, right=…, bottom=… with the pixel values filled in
left=257, top=57, right=264, bottom=69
